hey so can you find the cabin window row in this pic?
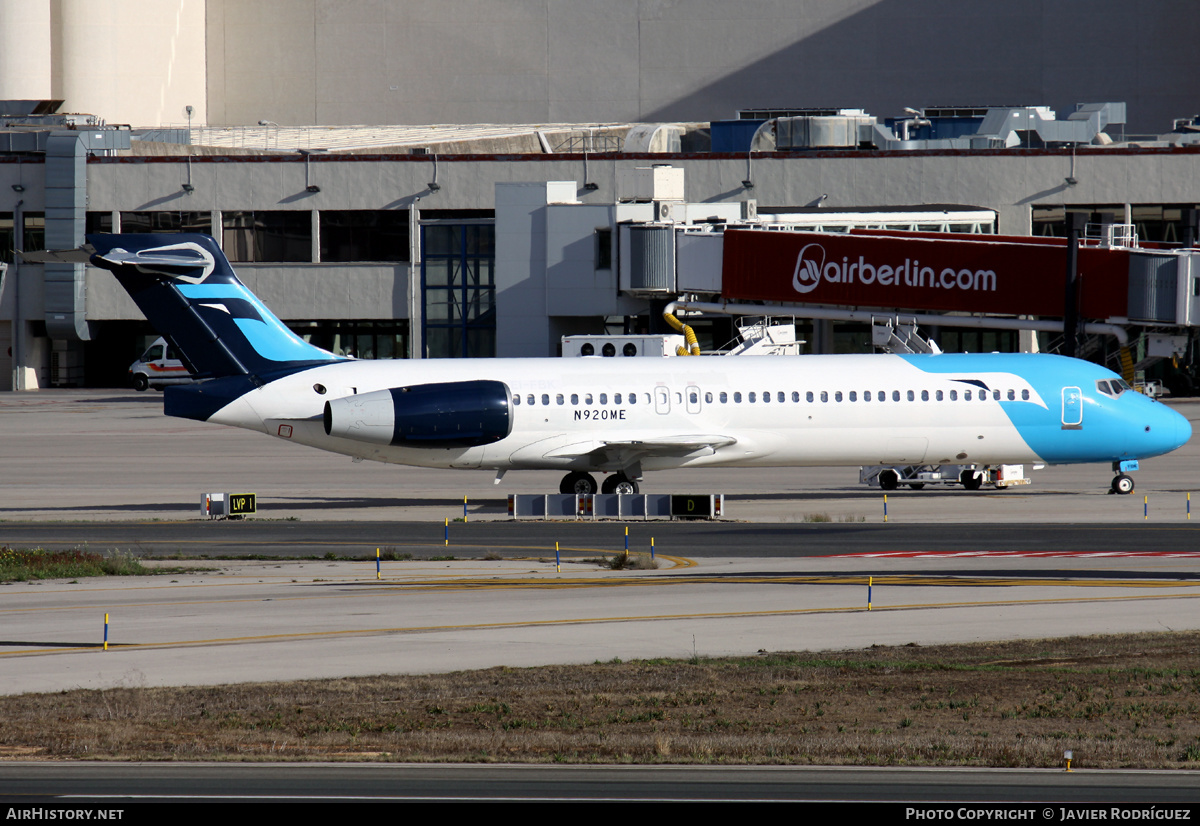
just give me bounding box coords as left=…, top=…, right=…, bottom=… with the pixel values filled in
left=714, top=388, right=1030, bottom=403
left=511, top=388, right=1032, bottom=406
left=514, top=393, right=641, bottom=406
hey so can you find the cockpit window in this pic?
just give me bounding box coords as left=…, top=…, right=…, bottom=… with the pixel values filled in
left=1097, top=379, right=1130, bottom=397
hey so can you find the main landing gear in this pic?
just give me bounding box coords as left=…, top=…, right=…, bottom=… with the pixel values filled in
left=560, top=471, right=598, bottom=495
left=601, top=473, right=639, bottom=495
left=558, top=472, right=640, bottom=495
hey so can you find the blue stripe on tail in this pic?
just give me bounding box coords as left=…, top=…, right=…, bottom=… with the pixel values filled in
left=88, top=233, right=343, bottom=379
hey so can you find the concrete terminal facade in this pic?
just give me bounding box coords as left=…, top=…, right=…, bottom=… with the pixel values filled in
left=1, top=1, right=1199, bottom=388
left=5, top=141, right=1200, bottom=389
left=2, top=1, right=1194, bottom=136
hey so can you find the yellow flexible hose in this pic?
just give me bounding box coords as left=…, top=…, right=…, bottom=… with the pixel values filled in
left=663, top=311, right=701, bottom=356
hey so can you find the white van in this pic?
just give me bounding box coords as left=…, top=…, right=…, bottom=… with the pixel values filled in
left=129, top=337, right=193, bottom=391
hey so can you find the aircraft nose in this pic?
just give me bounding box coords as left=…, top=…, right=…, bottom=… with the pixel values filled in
left=1147, top=403, right=1192, bottom=456
left=1172, top=407, right=1193, bottom=451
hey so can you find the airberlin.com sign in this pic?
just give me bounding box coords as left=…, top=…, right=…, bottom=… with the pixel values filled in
left=790, top=241, right=997, bottom=295
left=722, top=229, right=1130, bottom=318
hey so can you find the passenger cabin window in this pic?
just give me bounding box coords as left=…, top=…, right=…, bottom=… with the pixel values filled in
left=806, top=391, right=814, bottom=402
left=541, top=394, right=550, bottom=405
left=848, top=391, right=857, bottom=402
left=513, top=395, right=521, bottom=405
left=1021, top=389, right=1030, bottom=400
left=734, top=392, right=743, bottom=403
left=571, top=394, right=579, bottom=405
left=556, top=394, right=564, bottom=405
left=720, top=392, right=728, bottom=403
left=600, top=393, right=607, bottom=404
left=835, top=391, right=843, bottom=402
left=615, top=393, right=622, bottom=404
left=907, top=390, right=915, bottom=401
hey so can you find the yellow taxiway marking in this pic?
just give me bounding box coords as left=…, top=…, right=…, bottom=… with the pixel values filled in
left=3, top=590, right=1198, bottom=658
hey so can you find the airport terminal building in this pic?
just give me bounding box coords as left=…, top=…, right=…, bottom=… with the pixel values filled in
left=1, top=1, right=1199, bottom=390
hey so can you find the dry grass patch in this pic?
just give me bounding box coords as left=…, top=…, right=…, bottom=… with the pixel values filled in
left=0, top=547, right=162, bottom=582
left=3, top=632, right=1199, bottom=766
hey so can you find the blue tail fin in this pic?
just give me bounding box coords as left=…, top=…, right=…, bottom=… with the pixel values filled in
left=88, top=234, right=341, bottom=380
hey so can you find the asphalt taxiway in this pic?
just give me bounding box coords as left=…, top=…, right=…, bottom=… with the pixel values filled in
left=4, top=762, right=1200, bottom=804
left=3, top=390, right=1199, bottom=524
left=2, top=391, right=1200, bottom=695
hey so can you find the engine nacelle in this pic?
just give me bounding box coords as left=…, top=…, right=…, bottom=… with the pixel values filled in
left=323, top=380, right=511, bottom=448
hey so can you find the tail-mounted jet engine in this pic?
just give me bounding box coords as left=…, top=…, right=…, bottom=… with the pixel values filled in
left=323, top=380, right=511, bottom=448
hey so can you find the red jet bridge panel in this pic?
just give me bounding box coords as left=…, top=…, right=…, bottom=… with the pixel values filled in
left=721, top=229, right=1130, bottom=318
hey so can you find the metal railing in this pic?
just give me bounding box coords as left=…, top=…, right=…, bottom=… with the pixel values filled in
left=552, top=134, right=623, bottom=153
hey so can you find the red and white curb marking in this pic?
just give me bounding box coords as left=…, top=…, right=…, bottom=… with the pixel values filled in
left=833, top=550, right=1200, bottom=558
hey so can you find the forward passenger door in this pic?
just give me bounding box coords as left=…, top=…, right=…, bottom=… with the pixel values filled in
left=1061, top=386, right=1083, bottom=430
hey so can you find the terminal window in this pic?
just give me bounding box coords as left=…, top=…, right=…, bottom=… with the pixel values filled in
left=319, top=210, right=410, bottom=262
left=0, top=212, right=43, bottom=264
left=421, top=222, right=496, bottom=358
left=223, top=210, right=311, bottom=262
left=121, top=211, right=212, bottom=235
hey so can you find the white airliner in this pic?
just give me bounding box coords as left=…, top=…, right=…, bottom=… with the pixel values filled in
left=83, top=234, right=1191, bottom=496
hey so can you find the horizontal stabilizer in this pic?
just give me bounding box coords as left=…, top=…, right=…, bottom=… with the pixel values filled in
left=17, top=247, right=95, bottom=265
left=93, top=242, right=217, bottom=280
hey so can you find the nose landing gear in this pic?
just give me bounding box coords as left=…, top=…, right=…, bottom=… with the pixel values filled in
left=1109, top=460, right=1139, bottom=495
